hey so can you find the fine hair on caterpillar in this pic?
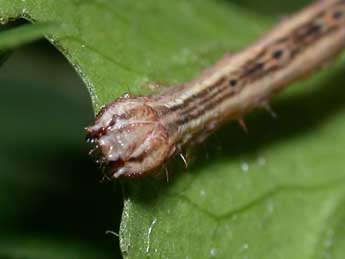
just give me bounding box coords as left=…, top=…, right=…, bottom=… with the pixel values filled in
left=86, top=0, right=345, bottom=179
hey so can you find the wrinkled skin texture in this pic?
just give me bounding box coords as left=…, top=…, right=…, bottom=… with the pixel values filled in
left=86, top=95, right=175, bottom=178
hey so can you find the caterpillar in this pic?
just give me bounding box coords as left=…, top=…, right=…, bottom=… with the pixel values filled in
left=86, top=0, right=345, bottom=178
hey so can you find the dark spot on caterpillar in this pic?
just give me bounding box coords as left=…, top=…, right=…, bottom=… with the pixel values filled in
left=333, top=11, right=343, bottom=20
left=108, top=118, right=116, bottom=128
left=214, top=77, right=226, bottom=85
left=272, top=49, right=284, bottom=59
left=296, top=23, right=321, bottom=40
left=243, top=62, right=264, bottom=78
left=229, top=79, right=237, bottom=87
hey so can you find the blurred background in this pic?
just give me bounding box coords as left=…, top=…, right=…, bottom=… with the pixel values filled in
left=0, top=39, right=122, bottom=258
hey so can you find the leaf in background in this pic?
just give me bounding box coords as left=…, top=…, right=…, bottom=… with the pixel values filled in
left=0, top=51, right=10, bottom=65
left=0, top=0, right=345, bottom=259
left=0, top=42, right=122, bottom=258
left=0, top=22, right=59, bottom=50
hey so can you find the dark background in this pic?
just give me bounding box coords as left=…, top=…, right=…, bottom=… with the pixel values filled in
left=0, top=40, right=122, bottom=259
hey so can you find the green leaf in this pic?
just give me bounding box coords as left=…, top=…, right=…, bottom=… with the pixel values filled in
left=0, top=22, right=59, bottom=50
left=0, top=51, right=10, bottom=66
left=0, top=1, right=345, bottom=259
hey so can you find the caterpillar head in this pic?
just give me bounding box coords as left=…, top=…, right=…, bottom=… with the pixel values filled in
left=85, top=95, right=175, bottom=178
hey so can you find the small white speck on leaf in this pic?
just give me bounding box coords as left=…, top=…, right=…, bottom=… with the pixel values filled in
left=210, top=247, right=217, bottom=257
left=257, top=156, right=267, bottom=166
left=240, top=243, right=249, bottom=253
left=241, top=162, right=249, bottom=172
left=146, top=218, right=157, bottom=254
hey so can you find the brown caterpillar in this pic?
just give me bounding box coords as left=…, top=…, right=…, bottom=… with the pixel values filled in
left=86, top=0, right=345, bottom=178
